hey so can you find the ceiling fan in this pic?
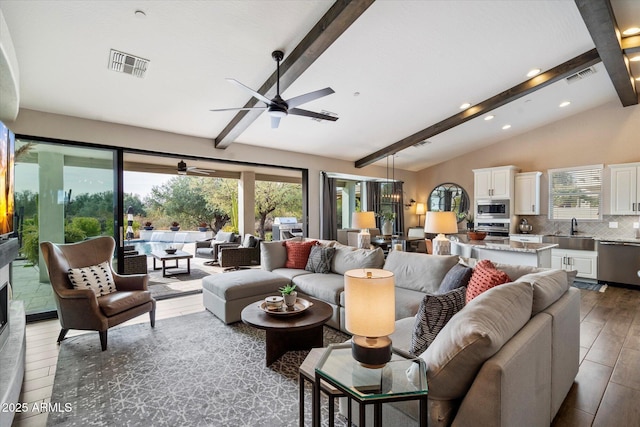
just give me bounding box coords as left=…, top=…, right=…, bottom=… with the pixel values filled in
left=177, top=160, right=214, bottom=175
left=210, top=50, right=338, bottom=129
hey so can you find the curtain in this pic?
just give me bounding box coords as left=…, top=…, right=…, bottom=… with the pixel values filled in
left=366, top=180, right=381, bottom=214
left=320, top=172, right=337, bottom=240
left=393, top=181, right=405, bottom=236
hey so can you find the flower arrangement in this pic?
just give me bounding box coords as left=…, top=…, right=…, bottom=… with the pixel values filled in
left=378, top=211, right=396, bottom=221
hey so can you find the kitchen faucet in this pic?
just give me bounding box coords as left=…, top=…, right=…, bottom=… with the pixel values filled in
left=570, top=218, right=578, bottom=236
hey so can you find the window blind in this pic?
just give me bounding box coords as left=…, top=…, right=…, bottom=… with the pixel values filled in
left=548, top=165, right=602, bottom=220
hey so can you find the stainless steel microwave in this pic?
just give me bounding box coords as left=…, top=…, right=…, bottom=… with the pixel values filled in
left=477, top=199, right=510, bottom=219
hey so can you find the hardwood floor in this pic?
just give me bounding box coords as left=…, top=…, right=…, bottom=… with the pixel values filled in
left=10, top=286, right=640, bottom=426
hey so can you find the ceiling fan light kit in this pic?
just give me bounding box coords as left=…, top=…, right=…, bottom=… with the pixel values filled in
left=210, top=50, right=338, bottom=128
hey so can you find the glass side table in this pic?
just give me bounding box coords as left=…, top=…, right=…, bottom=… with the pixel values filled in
left=313, top=343, right=428, bottom=427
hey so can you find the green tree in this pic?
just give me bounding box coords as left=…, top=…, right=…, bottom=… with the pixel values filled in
left=14, top=190, right=38, bottom=218
left=255, top=181, right=302, bottom=239
left=124, top=193, right=146, bottom=217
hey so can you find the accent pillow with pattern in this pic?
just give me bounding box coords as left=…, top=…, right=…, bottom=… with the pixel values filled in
left=305, top=245, right=336, bottom=273
left=283, top=240, right=318, bottom=269
left=410, top=286, right=466, bottom=356
left=68, top=261, right=117, bottom=297
left=465, top=259, right=511, bottom=303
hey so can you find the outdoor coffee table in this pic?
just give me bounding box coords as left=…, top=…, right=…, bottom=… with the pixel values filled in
left=150, top=250, right=193, bottom=277
left=241, top=297, right=332, bottom=366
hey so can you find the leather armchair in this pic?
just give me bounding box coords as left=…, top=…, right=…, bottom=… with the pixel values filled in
left=40, top=236, right=156, bottom=351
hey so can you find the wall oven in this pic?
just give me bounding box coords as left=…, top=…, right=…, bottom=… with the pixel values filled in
left=477, top=199, right=510, bottom=220
left=475, top=222, right=510, bottom=237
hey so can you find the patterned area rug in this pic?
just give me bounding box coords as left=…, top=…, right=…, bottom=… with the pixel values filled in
left=48, top=311, right=350, bottom=426
left=147, top=267, right=209, bottom=300
left=572, top=281, right=607, bottom=292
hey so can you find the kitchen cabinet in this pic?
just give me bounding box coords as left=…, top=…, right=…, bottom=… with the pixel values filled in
left=514, top=172, right=542, bottom=215
left=610, top=162, right=640, bottom=215
left=473, top=166, right=519, bottom=200
left=551, top=249, right=598, bottom=280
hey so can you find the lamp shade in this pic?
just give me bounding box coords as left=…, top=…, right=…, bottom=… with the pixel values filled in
left=345, top=269, right=395, bottom=337
left=424, top=211, right=458, bottom=234
left=415, top=203, right=426, bottom=215
left=352, top=211, right=376, bottom=230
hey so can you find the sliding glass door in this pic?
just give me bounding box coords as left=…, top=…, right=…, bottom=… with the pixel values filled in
left=12, top=139, right=118, bottom=320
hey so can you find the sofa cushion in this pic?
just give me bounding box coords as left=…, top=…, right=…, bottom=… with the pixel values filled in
left=408, top=281, right=534, bottom=400
left=260, top=241, right=288, bottom=271
left=393, top=287, right=425, bottom=320
left=242, top=234, right=257, bottom=248
left=284, top=240, right=318, bottom=269
left=410, top=286, right=467, bottom=356
left=202, top=270, right=290, bottom=300
left=438, top=264, right=473, bottom=294
left=271, top=268, right=312, bottom=281
left=383, top=251, right=459, bottom=294
left=98, top=290, right=152, bottom=317
left=214, top=231, right=235, bottom=243
left=305, top=245, right=336, bottom=274
left=331, top=245, right=384, bottom=275
left=292, top=273, right=344, bottom=305
left=516, top=269, right=570, bottom=315
left=466, top=259, right=511, bottom=303
left=68, top=261, right=117, bottom=297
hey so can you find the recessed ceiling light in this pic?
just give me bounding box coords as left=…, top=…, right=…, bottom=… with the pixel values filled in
left=459, top=102, right=471, bottom=109
left=502, top=124, right=511, bottom=130
left=484, top=115, right=495, bottom=121
left=527, top=68, right=541, bottom=78
left=559, top=101, right=571, bottom=108
left=622, top=27, right=640, bottom=36
left=353, top=92, right=360, bottom=97
left=630, top=55, right=640, bottom=62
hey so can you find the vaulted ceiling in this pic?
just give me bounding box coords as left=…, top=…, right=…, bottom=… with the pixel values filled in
left=0, top=0, right=638, bottom=172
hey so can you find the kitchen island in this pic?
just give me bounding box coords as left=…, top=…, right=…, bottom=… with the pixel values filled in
left=451, top=238, right=558, bottom=268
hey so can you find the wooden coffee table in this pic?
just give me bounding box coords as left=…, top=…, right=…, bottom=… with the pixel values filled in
left=150, top=250, right=193, bottom=277
left=241, top=297, right=333, bottom=366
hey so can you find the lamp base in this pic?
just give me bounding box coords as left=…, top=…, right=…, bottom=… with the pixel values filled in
left=432, top=233, right=451, bottom=256
left=351, top=335, right=392, bottom=368
left=357, top=231, right=371, bottom=249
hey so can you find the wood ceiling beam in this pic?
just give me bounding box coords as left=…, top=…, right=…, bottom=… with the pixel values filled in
left=214, top=0, right=375, bottom=149
left=575, top=0, right=638, bottom=107
left=355, top=49, right=601, bottom=168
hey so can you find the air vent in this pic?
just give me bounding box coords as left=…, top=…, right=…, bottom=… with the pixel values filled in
left=311, top=110, right=338, bottom=122
left=565, top=66, right=597, bottom=84
left=109, top=49, right=149, bottom=78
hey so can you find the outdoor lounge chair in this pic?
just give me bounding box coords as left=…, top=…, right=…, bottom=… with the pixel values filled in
left=218, top=234, right=262, bottom=271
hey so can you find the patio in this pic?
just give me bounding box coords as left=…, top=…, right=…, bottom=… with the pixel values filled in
left=11, top=242, right=233, bottom=316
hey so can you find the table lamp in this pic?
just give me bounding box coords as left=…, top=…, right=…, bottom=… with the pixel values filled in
left=345, top=269, right=395, bottom=367
left=424, top=211, right=458, bottom=255
left=352, top=211, right=376, bottom=249
left=415, top=203, right=426, bottom=227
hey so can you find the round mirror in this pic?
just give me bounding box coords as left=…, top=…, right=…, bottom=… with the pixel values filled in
left=428, top=183, right=470, bottom=223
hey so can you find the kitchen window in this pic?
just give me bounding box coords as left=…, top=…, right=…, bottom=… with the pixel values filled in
left=548, top=165, right=602, bottom=220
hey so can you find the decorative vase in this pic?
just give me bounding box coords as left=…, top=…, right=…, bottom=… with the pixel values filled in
left=283, top=291, right=297, bottom=308
left=198, top=227, right=208, bottom=232
left=382, top=220, right=393, bottom=236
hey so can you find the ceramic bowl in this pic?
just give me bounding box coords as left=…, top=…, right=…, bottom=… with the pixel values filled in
left=467, top=231, right=487, bottom=240
left=264, top=296, right=284, bottom=310
left=164, top=248, right=177, bottom=254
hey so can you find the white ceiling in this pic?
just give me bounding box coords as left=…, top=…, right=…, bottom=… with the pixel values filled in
left=1, top=0, right=638, bottom=172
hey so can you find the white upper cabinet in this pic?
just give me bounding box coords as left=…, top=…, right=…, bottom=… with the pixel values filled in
left=473, top=166, right=519, bottom=200
left=515, top=172, right=542, bottom=215
left=610, top=162, right=640, bottom=215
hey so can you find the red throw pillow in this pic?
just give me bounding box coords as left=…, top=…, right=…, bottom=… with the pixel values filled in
left=283, top=240, right=318, bottom=269
left=466, top=259, right=511, bottom=303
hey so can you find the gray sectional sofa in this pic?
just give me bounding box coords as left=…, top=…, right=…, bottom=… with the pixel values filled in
left=202, top=238, right=579, bottom=427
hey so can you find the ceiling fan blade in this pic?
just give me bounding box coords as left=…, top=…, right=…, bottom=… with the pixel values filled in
left=271, top=116, right=281, bottom=129
left=226, top=78, right=273, bottom=105
left=289, top=108, right=338, bottom=121
left=286, top=87, right=335, bottom=109
left=210, top=107, right=267, bottom=112
left=190, top=169, right=210, bottom=175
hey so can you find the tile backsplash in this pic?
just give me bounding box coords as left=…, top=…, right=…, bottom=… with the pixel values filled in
left=518, top=215, right=640, bottom=239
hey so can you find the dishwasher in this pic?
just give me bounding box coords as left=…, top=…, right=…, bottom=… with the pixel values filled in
left=597, top=240, right=640, bottom=287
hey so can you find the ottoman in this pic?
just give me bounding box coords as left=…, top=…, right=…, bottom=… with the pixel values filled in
left=202, top=269, right=291, bottom=324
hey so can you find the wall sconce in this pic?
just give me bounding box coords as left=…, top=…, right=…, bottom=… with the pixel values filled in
left=404, top=198, right=416, bottom=208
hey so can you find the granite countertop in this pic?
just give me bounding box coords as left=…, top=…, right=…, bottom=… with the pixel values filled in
left=593, top=237, right=640, bottom=244
left=455, top=239, right=558, bottom=253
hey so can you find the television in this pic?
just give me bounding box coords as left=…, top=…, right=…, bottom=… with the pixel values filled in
left=0, top=120, right=15, bottom=239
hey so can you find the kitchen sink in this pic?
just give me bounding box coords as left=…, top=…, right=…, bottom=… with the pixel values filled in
left=542, top=235, right=595, bottom=251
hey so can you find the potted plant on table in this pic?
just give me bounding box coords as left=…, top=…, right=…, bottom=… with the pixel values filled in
left=143, top=221, right=154, bottom=231
left=198, top=222, right=208, bottom=232
left=378, top=211, right=396, bottom=236
left=170, top=221, right=180, bottom=231
left=279, top=283, right=297, bottom=308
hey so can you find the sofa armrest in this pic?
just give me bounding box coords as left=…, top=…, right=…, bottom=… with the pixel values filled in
left=195, top=239, right=213, bottom=249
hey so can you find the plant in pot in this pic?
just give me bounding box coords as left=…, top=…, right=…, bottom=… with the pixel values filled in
left=279, top=283, right=297, bottom=308
left=378, top=211, right=396, bottom=236
left=143, top=221, right=154, bottom=231
left=170, top=221, right=180, bottom=231
left=198, top=222, right=208, bottom=232
left=464, top=213, right=474, bottom=231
